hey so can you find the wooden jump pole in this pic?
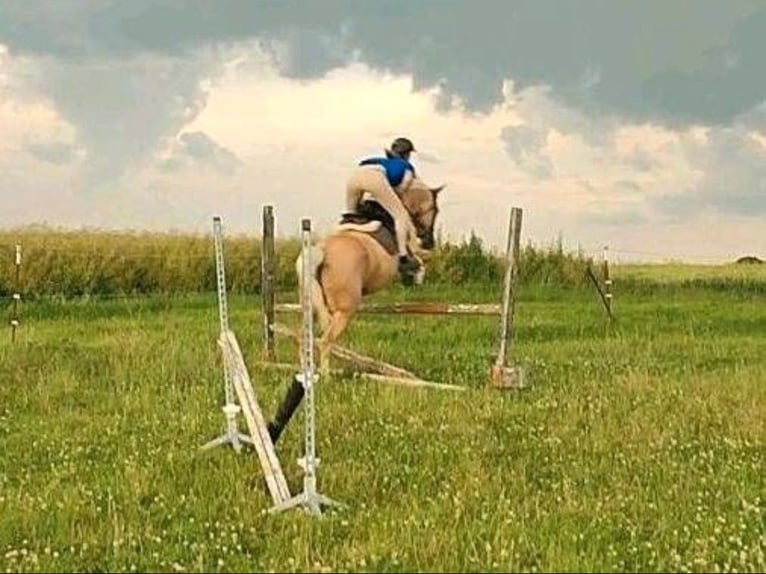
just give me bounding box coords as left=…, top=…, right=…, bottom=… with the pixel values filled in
left=254, top=360, right=465, bottom=392
left=219, top=330, right=292, bottom=507
left=271, top=322, right=465, bottom=391
left=274, top=302, right=502, bottom=316
left=491, top=207, right=526, bottom=389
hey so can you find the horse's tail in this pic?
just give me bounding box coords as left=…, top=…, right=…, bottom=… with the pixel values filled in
left=296, top=243, right=331, bottom=330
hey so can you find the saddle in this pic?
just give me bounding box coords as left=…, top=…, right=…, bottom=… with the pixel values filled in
left=338, top=200, right=398, bottom=256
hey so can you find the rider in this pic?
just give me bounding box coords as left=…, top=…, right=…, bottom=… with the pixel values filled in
left=345, top=137, right=421, bottom=282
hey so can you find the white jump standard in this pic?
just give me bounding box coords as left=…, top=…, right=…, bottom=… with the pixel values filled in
left=201, top=216, right=254, bottom=452
left=270, top=218, right=342, bottom=516
left=201, top=216, right=292, bottom=510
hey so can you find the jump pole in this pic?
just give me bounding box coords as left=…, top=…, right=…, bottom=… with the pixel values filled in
left=202, top=216, right=292, bottom=509
left=491, top=207, right=526, bottom=389
left=274, top=302, right=501, bottom=316
left=270, top=322, right=465, bottom=392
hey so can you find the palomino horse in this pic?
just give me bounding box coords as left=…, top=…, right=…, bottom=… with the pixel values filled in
left=266, top=177, right=444, bottom=444
left=303, top=176, right=445, bottom=372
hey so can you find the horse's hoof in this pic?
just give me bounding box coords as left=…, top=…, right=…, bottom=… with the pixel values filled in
left=400, top=272, right=416, bottom=287
left=267, top=421, right=281, bottom=445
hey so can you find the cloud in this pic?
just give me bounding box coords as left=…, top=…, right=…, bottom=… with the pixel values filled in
left=2, top=1, right=764, bottom=123
left=501, top=123, right=553, bottom=178
left=2, top=1, right=764, bottom=198
left=655, top=121, right=766, bottom=217
left=736, top=101, right=766, bottom=132
left=11, top=50, right=223, bottom=190
left=160, top=131, right=242, bottom=175
left=614, top=180, right=642, bottom=193
left=414, top=150, right=441, bottom=164
left=25, top=141, right=79, bottom=164
left=623, top=148, right=659, bottom=173
left=492, top=80, right=766, bottom=223
left=579, top=208, right=648, bottom=226
left=498, top=85, right=625, bottom=182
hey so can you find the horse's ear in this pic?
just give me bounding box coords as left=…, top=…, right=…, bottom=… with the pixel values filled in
left=430, top=184, right=446, bottom=196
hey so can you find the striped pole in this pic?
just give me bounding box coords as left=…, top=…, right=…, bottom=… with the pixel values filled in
left=602, top=246, right=613, bottom=319
left=10, top=245, right=21, bottom=343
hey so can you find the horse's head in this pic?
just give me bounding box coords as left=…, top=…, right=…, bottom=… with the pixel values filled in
left=400, top=178, right=445, bottom=251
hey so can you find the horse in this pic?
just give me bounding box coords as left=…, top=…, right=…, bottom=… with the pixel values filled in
left=266, top=176, right=444, bottom=444
left=303, top=176, right=444, bottom=372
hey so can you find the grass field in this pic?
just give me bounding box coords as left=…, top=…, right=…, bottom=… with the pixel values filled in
left=1, top=272, right=764, bottom=572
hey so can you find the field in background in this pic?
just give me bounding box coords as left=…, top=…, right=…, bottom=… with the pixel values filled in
left=1, top=267, right=764, bottom=571
left=617, top=262, right=766, bottom=283
left=9, top=226, right=762, bottom=299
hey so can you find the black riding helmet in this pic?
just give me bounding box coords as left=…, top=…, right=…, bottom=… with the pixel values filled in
left=385, top=137, right=416, bottom=159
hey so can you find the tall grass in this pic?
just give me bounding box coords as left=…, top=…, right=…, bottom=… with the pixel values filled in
left=3, top=228, right=765, bottom=300
left=1, top=228, right=595, bottom=299
left=0, top=228, right=299, bottom=298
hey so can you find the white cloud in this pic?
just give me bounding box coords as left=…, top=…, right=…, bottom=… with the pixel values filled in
left=159, top=131, right=242, bottom=176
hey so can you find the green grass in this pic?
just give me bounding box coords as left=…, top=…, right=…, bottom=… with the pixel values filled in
left=615, top=263, right=766, bottom=297
left=1, top=278, right=764, bottom=572
left=616, top=263, right=766, bottom=283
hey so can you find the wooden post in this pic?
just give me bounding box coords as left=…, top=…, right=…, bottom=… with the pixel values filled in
left=261, top=205, right=276, bottom=361
left=10, top=244, right=21, bottom=343
left=491, top=207, right=525, bottom=389
left=270, top=322, right=465, bottom=392
left=274, top=302, right=503, bottom=316
left=602, top=246, right=613, bottom=319
left=219, top=330, right=291, bottom=507
left=585, top=265, right=615, bottom=321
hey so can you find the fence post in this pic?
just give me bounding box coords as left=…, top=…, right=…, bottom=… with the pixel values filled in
left=10, top=244, right=21, bottom=342
left=602, top=246, right=613, bottom=318
left=492, top=207, right=525, bottom=389
left=261, top=205, right=276, bottom=361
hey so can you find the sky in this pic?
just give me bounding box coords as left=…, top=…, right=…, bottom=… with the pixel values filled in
left=1, top=0, right=765, bottom=262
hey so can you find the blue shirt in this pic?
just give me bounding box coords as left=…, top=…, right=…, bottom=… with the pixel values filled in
left=359, top=157, right=416, bottom=187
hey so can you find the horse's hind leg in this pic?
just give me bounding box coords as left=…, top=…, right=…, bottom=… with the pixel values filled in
left=318, top=310, right=354, bottom=374
left=313, top=238, right=364, bottom=373
left=311, top=285, right=332, bottom=335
